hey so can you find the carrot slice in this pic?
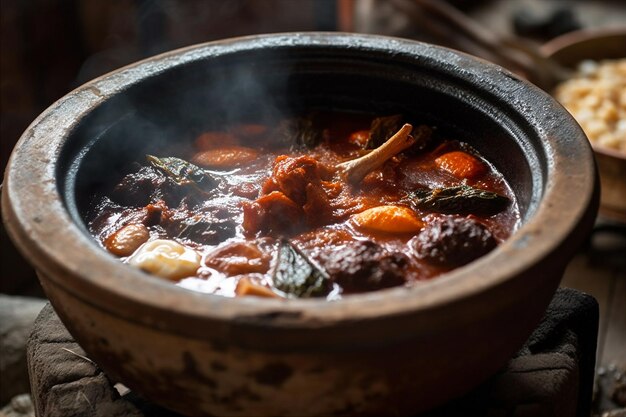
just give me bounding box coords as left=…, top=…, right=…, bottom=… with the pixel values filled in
left=352, top=205, right=423, bottom=234
left=235, top=277, right=281, bottom=298
left=192, top=146, right=259, bottom=168
left=194, top=132, right=239, bottom=150
left=231, top=124, right=269, bottom=138
left=205, top=242, right=270, bottom=276
left=435, top=151, right=486, bottom=179
left=104, top=224, right=150, bottom=257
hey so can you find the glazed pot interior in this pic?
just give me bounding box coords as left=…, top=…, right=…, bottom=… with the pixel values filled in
left=58, top=43, right=544, bottom=232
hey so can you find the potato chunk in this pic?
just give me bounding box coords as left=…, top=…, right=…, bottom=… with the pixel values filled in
left=205, top=241, right=271, bottom=276
left=128, top=239, right=201, bottom=280
left=104, top=223, right=149, bottom=257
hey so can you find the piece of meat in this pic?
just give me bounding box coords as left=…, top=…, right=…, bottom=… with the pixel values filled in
left=360, top=160, right=399, bottom=191
left=244, top=155, right=335, bottom=235
left=321, top=241, right=408, bottom=293
left=412, top=217, right=497, bottom=267
left=163, top=204, right=237, bottom=244
left=242, top=191, right=304, bottom=236
left=205, top=241, right=271, bottom=276
left=302, top=183, right=332, bottom=226
left=271, top=155, right=328, bottom=205
left=89, top=200, right=152, bottom=244
left=110, top=166, right=163, bottom=206
left=111, top=165, right=194, bottom=207
left=144, top=200, right=167, bottom=226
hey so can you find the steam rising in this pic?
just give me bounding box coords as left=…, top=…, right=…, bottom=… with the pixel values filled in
left=72, top=43, right=299, bottom=223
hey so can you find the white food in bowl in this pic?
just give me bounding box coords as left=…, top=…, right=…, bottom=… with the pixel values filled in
left=554, top=59, right=626, bottom=153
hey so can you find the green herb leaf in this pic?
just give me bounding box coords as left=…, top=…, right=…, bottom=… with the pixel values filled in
left=273, top=239, right=331, bottom=298
left=367, top=114, right=403, bottom=148
left=146, top=155, right=218, bottom=193
left=408, top=182, right=509, bottom=215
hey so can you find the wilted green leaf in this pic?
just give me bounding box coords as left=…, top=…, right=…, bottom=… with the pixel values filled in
left=273, top=239, right=331, bottom=298
left=408, top=182, right=509, bottom=215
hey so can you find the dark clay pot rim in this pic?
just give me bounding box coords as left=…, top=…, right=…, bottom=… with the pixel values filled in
left=2, top=33, right=597, bottom=337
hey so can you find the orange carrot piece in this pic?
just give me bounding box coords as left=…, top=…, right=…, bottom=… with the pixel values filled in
left=205, top=242, right=271, bottom=276
left=194, top=132, right=239, bottom=150
left=231, top=124, right=269, bottom=138
left=434, top=151, right=486, bottom=179
left=235, top=277, right=281, bottom=298
left=352, top=205, right=423, bottom=234
left=192, top=146, right=259, bottom=168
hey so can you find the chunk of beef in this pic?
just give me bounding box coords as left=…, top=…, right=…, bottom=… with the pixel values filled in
left=244, top=155, right=334, bottom=235
left=322, top=241, right=408, bottom=293
left=111, top=166, right=192, bottom=207
left=164, top=204, right=237, bottom=245
left=413, top=217, right=497, bottom=267
left=205, top=241, right=271, bottom=276
left=242, top=191, right=304, bottom=237
left=270, top=155, right=329, bottom=205
left=110, top=166, right=161, bottom=206
left=144, top=201, right=167, bottom=226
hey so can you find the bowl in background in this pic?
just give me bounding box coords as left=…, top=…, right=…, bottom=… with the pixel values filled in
left=543, top=28, right=626, bottom=222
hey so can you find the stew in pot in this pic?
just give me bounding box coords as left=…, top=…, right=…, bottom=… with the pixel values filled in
left=87, top=112, right=520, bottom=299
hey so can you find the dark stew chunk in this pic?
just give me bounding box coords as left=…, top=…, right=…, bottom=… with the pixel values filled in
left=413, top=217, right=497, bottom=267
left=322, top=240, right=408, bottom=293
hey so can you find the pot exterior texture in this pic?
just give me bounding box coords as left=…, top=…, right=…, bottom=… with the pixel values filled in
left=595, top=150, right=626, bottom=221
left=2, top=33, right=598, bottom=416
left=40, top=262, right=561, bottom=416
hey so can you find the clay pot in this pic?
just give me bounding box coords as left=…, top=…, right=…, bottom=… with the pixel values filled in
left=2, top=33, right=598, bottom=416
